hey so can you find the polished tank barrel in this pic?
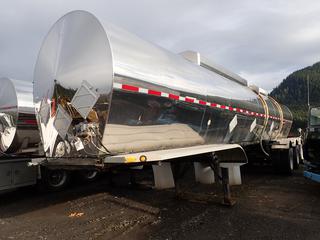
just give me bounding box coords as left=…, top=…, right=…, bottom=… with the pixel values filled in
left=33, top=10, right=293, bottom=158
left=0, top=77, right=39, bottom=154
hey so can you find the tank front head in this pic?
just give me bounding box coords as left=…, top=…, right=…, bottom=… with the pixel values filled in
left=0, top=77, right=18, bottom=152
left=33, top=10, right=114, bottom=157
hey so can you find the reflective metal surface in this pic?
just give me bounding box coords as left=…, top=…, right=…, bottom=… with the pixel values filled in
left=310, top=107, right=320, bottom=126
left=33, top=10, right=293, bottom=159
left=0, top=77, right=39, bottom=154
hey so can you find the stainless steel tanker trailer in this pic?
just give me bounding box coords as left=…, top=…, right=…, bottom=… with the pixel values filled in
left=0, top=77, right=39, bottom=191
left=0, top=77, right=97, bottom=192
left=32, top=10, right=302, bottom=201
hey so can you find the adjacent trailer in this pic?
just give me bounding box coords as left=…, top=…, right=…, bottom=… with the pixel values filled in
left=0, top=78, right=39, bottom=191
left=32, top=11, right=301, bottom=202
left=0, top=77, right=99, bottom=192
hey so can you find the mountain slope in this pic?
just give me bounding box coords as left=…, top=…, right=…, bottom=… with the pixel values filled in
left=270, top=62, right=320, bottom=129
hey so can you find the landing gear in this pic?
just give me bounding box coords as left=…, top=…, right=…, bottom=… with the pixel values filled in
left=220, top=167, right=236, bottom=206
left=172, top=154, right=236, bottom=207
left=208, top=155, right=236, bottom=206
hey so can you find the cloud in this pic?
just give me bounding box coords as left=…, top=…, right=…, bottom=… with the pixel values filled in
left=0, top=0, right=320, bottom=91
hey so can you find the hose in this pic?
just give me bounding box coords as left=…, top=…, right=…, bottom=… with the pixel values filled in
left=89, top=126, right=113, bottom=155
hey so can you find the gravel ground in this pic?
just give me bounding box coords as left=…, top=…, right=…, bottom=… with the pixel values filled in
left=0, top=165, right=319, bottom=240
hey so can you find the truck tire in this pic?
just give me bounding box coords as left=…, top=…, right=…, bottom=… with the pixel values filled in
left=293, top=146, right=300, bottom=169
left=272, top=148, right=294, bottom=175
left=78, top=170, right=99, bottom=182
left=41, top=168, right=70, bottom=191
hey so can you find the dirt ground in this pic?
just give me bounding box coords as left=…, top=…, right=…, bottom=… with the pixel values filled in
left=0, top=165, right=320, bottom=240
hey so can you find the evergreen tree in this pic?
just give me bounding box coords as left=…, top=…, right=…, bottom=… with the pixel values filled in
left=270, top=62, right=320, bottom=130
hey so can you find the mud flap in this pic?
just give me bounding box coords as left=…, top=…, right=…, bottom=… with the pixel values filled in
left=220, top=163, right=243, bottom=185
left=152, top=162, right=175, bottom=189
left=194, top=162, right=215, bottom=184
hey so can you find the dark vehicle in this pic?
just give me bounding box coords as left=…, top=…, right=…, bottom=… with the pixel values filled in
left=304, top=106, right=320, bottom=182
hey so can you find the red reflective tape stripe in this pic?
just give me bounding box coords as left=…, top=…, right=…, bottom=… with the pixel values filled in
left=169, top=93, right=179, bottom=100
left=122, top=84, right=139, bottom=92
left=185, top=97, right=194, bottom=103
left=148, top=89, right=161, bottom=96
left=23, top=120, right=37, bottom=125
left=115, top=83, right=286, bottom=122
left=18, top=119, right=37, bottom=125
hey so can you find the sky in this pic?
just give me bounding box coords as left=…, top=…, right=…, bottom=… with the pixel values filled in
left=1, top=0, right=320, bottom=92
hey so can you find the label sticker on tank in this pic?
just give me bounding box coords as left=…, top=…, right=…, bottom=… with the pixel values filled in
left=268, top=121, right=274, bottom=136
left=70, top=80, right=99, bottom=119
left=39, top=99, right=50, bottom=124
left=74, top=137, right=84, bottom=151
left=250, top=119, right=257, bottom=132
left=53, top=105, right=72, bottom=139
left=229, top=115, right=238, bottom=133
